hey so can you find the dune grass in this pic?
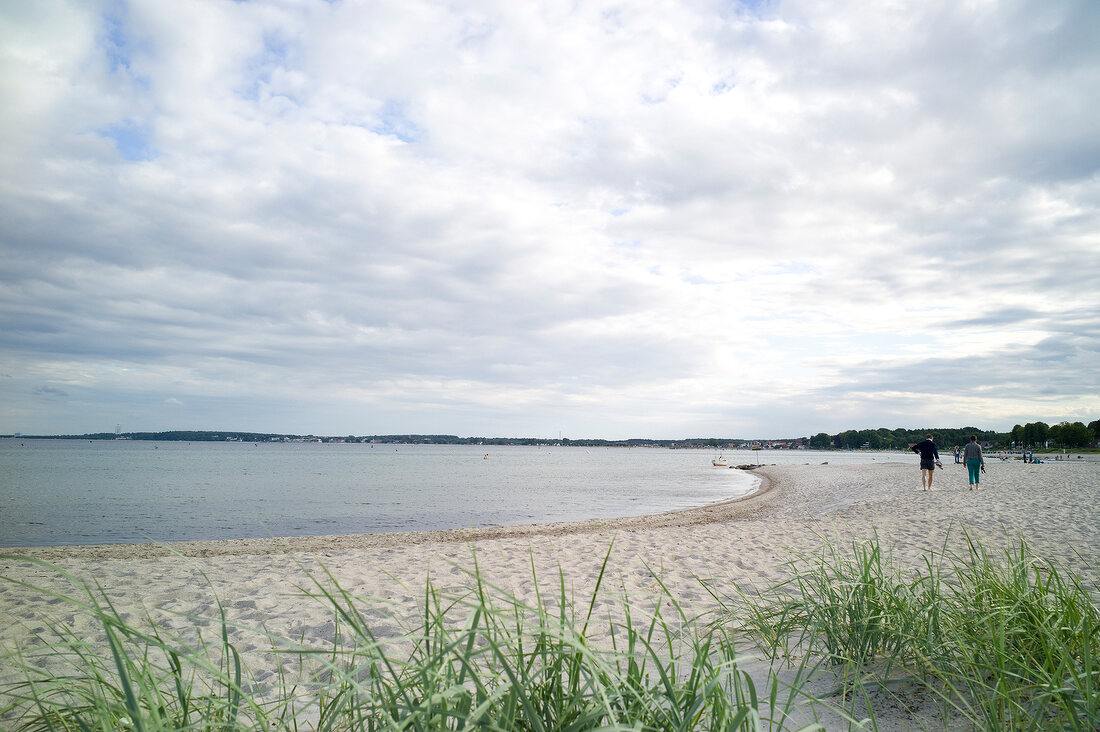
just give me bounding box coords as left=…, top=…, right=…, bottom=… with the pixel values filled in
left=1, top=546, right=834, bottom=731
left=3, top=533, right=1097, bottom=730
left=719, top=531, right=1100, bottom=730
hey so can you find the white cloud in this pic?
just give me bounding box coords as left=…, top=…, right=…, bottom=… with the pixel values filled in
left=1, top=0, right=1098, bottom=438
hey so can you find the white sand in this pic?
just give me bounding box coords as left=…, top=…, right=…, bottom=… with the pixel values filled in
left=3, top=459, right=1099, bottom=728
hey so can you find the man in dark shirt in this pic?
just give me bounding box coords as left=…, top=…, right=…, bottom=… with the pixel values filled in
left=911, top=434, right=940, bottom=491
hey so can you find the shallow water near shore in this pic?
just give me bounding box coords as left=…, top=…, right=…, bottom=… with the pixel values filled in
left=0, top=440, right=909, bottom=547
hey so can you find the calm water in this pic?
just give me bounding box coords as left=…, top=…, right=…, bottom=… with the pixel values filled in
left=0, top=440, right=908, bottom=547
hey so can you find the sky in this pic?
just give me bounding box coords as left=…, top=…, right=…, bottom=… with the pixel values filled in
left=1, top=0, right=1098, bottom=440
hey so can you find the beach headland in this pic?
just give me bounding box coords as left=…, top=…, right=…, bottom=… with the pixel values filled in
left=3, top=461, right=1098, bottom=729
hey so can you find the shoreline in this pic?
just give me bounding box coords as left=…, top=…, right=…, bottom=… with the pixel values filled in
left=4, top=470, right=774, bottom=560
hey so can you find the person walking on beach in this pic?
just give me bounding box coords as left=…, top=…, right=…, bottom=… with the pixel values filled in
left=954, top=445, right=962, bottom=464
left=964, top=435, right=985, bottom=490
left=911, top=434, right=941, bottom=491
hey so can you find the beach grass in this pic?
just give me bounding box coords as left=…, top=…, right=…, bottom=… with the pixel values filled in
left=2, top=546, right=836, bottom=731
left=716, top=531, right=1100, bottom=730
left=3, top=532, right=1097, bottom=731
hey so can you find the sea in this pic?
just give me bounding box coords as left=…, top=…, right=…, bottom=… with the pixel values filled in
left=0, top=439, right=911, bottom=548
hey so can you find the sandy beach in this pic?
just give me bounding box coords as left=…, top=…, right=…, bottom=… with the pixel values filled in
left=3, top=458, right=1099, bottom=728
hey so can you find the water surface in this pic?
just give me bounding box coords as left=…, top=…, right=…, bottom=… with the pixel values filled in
left=2, top=441, right=786, bottom=547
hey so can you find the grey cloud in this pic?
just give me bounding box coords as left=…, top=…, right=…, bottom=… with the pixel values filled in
left=943, top=306, right=1100, bottom=336
left=821, top=332, right=1099, bottom=400
left=943, top=308, right=1044, bottom=329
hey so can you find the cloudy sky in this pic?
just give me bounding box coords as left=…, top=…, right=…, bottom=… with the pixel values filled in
left=2, top=0, right=1098, bottom=440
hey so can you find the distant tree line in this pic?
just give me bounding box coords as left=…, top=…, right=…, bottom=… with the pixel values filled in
left=808, top=420, right=1099, bottom=450
left=34, top=430, right=288, bottom=442
left=1009, top=420, right=1099, bottom=449
left=808, top=427, right=1004, bottom=450
left=11, top=420, right=1099, bottom=449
